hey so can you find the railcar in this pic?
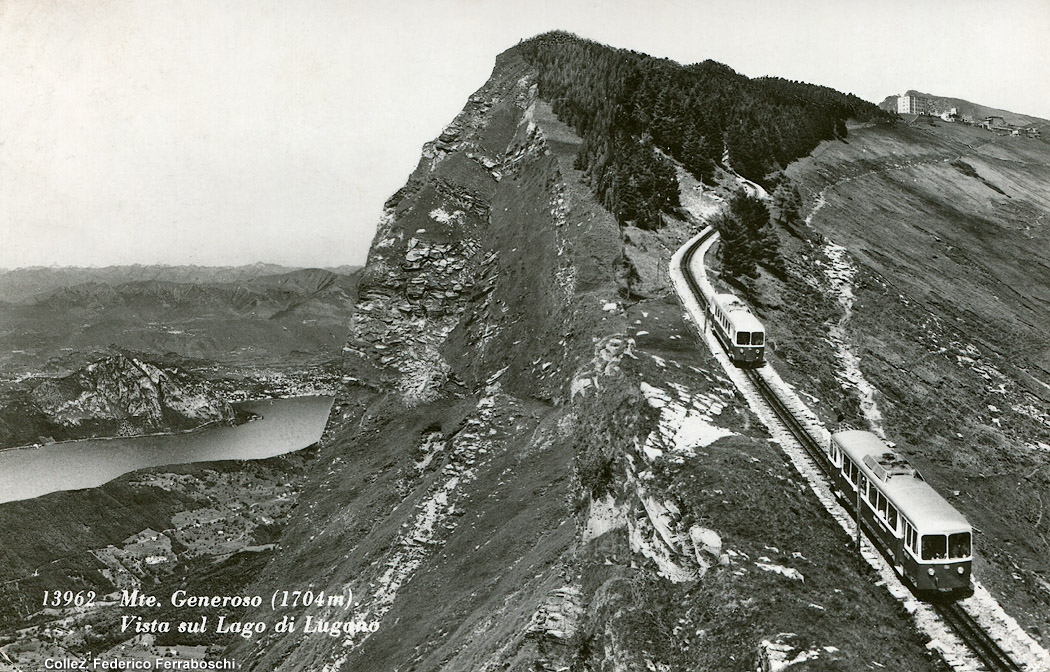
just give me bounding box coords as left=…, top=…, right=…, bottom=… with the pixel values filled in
left=826, top=430, right=973, bottom=598
left=709, top=293, right=765, bottom=366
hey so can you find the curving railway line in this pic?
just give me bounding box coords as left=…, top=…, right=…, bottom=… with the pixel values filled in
left=676, top=227, right=1029, bottom=672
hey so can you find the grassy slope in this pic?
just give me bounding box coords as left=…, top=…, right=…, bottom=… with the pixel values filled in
left=786, top=119, right=1050, bottom=647
left=789, top=121, right=1050, bottom=371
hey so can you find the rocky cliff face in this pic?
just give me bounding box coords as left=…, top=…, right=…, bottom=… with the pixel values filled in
left=231, top=45, right=629, bottom=672
left=340, top=50, right=620, bottom=406
left=0, top=354, right=235, bottom=447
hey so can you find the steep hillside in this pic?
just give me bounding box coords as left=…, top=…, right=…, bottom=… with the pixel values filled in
left=218, top=42, right=945, bottom=672
left=784, top=118, right=1050, bottom=645
left=515, top=31, right=892, bottom=228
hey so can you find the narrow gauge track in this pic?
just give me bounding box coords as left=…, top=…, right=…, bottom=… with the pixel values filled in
left=678, top=227, right=1027, bottom=672
left=934, top=603, right=1024, bottom=672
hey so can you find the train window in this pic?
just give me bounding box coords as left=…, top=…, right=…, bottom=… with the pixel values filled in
left=921, top=535, right=948, bottom=560
left=949, top=532, right=971, bottom=559
left=753, top=332, right=764, bottom=345
left=849, top=463, right=859, bottom=485
left=887, top=505, right=898, bottom=530
left=737, top=332, right=751, bottom=346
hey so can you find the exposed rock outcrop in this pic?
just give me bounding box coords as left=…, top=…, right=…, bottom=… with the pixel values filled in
left=229, top=44, right=626, bottom=672
left=31, top=353, right=233, bottom=429
left=0, top=354, right=236, bottom=447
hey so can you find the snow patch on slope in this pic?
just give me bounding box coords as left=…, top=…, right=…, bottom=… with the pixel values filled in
left=670, top=227, right=1003, bottom=672
left=583, top=494, right=628, bottom=543
left=639, top=382, right=734, bottom=462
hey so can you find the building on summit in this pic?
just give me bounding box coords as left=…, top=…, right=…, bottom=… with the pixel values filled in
left=897, top=94, right=931, bottom=115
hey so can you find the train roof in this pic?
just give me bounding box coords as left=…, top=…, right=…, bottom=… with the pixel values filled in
left=832, top=430, right=970, bottom=534
left=713, top=293, right=764, bottom=333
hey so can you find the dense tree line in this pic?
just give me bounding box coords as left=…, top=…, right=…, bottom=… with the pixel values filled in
left=711, top=192, right=779, bottom=281
left=517, top=32, right=893, bottom=229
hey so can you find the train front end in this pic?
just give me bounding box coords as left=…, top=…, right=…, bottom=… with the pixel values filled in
left=730, top=335, right=764, bottom=365
left=903, top=528, right=973, bottom=599
left=726, top=307, right=765, bottom=367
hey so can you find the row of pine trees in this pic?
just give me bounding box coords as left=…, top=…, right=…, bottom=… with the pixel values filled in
left=517, top=32, right=891, bottom=280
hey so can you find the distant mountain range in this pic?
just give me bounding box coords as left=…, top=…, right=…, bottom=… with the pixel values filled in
left=28, top=268, right=359, bottom=321
left=0, top=266, right=363, bottom=371
left=880, top=90, right=1048, bottom=126
left=0, top=263, right=363, bottom=304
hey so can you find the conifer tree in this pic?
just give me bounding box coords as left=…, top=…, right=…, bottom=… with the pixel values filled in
left=712, top=211, right=756, bottom=280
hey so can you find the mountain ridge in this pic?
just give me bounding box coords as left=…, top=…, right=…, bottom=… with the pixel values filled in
left=222, top=36, right=950, bottom=672
left=0, top=264, right=364, bottom=304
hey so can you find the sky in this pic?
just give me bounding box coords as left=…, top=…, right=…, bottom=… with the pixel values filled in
left=1, top=0, right=1048, bottom=270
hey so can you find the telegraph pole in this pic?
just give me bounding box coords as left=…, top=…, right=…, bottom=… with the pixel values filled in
left=856, top=477, right=863, bottom=566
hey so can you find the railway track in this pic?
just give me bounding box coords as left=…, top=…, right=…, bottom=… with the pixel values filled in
left=677, top=227, right=1029, bottom=672
left=935, top=602, right=1025, bottom=672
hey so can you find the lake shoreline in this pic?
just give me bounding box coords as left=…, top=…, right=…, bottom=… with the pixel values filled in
left=0, top=395, right=335, bottom=505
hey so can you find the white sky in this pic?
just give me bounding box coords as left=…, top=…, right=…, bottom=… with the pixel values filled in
left=1, top=0, right=1047, bottom=269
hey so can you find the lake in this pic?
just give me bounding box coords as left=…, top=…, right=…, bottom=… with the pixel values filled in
left=0, top=395, right=334, bottom=504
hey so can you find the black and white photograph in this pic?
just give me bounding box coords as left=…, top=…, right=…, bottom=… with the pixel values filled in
left=1, top=1, right=1049, bottom=670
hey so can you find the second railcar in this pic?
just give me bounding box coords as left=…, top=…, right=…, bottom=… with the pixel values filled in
left=709, top=293, right=765, bottom=366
